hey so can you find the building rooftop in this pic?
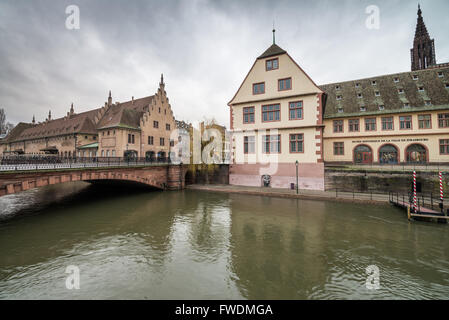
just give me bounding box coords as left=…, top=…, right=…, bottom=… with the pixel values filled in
left=320, top=65, right=449, bottom=118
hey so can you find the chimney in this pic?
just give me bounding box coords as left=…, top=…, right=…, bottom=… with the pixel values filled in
left=32, top=115, right=35, bottom=124
left=132, top=96, right=134, bottom=104
left=48, top=110, right=51, bottom=121
left=108, top=90, right=112, bottom=106
left=70, top=103, right=75, bottom=116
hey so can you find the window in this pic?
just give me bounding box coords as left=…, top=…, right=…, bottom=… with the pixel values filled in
left=400, top=116, right=412, bottom=129
left=355, top=83, right=361, bottom=88
left=398, top=88, right=404, bottom=94
left=106, top=150, right=110, bottom=157
left=336, top=95, right=342, bottom=100
left=394, top=77, right=399, bottom=83
left=418, top=114, right=431, bottom=129
left=128, top=134, right=135, bottom=144
left=263, top=135, right=281, bottom=154
left=170, top=140, right=175, bottom=147
left=253, top=82, right=265, bottom=95
left=375, top=91, right=380, bottom=96
left=148, top=136, right=154, bottom=145
left=278, top=78, right=292, bottom=91
left=160, top=137, right=165, bottom=146
left=337, top=108, right=344, bottom=113
left=440, top=139, right=449, bottom=155
left=381, top=117, right=394, bottom=130
left=244, top=136, right=255, bottom=154
left=412, top=75, right=419, bottom=80
left=334, top=142, right=344, bottom=155
left=333, top=120, right=344, bottom=133
left=243, top=107, right=255, bottom=124
left=289, top=101, right=303, bottom=120
left=418, top=86, right=424, bottom=92
left=289, top=134, right=304, bottom=153
left=348, top=119, right=359, bottom=132
left=112, top=150, right=116, bottom=157
left=372, top=80, right=377, bottom=86
left=438, top=113, right=449, bottom=128
left=438, top=72, right=444, bottom=78
left=262, top=104, right=280, bottom=122
left=360, top=106, right=366, bottom=112
left=266, top=58, right=278, bottom=71
left=166, top=124, right=171, bottom=131
left=357, top=93, right=363, bottom=99
left=403, top=103, right=410, bottom=108
left=379, top=105, right=385, bottom=111
left=445, top=83, right=449, bottom=89
left=335, top=85, right=341, bottom=90
left=101, top=150, right=104, bottom=157
left=425, top=100, right=432, bottom=106
left=153, top=121, right=159, bottom=128
left=365, top=118, right=376, bottom=131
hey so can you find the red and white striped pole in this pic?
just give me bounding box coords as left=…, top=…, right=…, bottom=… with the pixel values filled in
left=413, top=171, right=417, bottom=212
left=440, top=172, right=444, bottom=202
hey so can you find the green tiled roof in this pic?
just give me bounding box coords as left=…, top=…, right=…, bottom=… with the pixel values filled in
left=77, top=142, right=98, bottom=149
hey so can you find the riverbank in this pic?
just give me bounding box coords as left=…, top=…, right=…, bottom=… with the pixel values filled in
left=187, top=184, right=394, bottom=206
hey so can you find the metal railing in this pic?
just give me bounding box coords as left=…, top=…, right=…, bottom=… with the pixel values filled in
left=388, top=191, right=447, bottom=214
left=325, top=161, right=449, bottom=172
left=0, top=156, right=172, bottom=172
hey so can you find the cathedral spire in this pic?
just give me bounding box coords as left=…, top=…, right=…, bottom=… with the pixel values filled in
left=410, top=4, right=436, bottom=71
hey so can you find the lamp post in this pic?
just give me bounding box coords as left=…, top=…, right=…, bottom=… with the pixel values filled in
left=295, top=160, right=299, bottom=194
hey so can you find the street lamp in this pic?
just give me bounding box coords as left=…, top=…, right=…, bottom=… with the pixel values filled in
left=295, top=160, right=299, bottom=194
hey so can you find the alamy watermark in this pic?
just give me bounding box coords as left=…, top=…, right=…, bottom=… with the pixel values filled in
left=65, top=5, right=80, bottom=30
left=365, top=265, right=380, bottom=290
left=365, top=5, right=380, bottom=30
left=65, top=265, right=80, bottom=290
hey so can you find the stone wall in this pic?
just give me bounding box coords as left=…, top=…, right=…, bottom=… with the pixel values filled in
left=185, top=164, right=229, bottom=185
left=325, top=168, right=449, bottom=195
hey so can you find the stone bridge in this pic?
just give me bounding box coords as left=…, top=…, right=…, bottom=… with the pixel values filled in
left=0, top=164, right=187, bottom=197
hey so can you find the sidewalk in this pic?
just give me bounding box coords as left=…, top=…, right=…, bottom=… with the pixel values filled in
left=186, top=184, right=393, bottom=206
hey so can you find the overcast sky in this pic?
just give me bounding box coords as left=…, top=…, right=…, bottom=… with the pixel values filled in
left=1, top=0, right=448, bottom=128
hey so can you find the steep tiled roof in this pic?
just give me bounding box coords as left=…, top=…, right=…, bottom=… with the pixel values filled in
left=97, top=96, right=154, bottom=130
left=13, top=109, right=100, bottom=141
left=320, top=65, right=449, bottom=118
left=257, top=44, right=287, bottom=59
left=3, top=122, right=34, bottom=143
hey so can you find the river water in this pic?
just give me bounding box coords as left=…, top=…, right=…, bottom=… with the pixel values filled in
left=0, top=182, right=448, bottom=300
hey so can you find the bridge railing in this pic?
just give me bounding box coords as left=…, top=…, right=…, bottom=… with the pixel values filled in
left=0, top=156, right=172, bottom=171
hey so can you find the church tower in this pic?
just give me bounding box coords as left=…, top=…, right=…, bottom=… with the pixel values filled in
left=410, top=4, right=436, bottom=71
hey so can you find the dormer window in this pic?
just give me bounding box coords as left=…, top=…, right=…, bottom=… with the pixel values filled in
left=438, top=72, right=444, bottom=78
left=372, top=80, right=377, bottom=86
left=418, top=86, right=424, bottom=92
left=335, top=85, right=341, bottom=91
left=375, top=91, right=380, bottom=97
left=445, top=83, right=449, bottom=88
left=266, top=58, right=279, bottom=71
left=355, top=83, right=361, bottom=88
left=425, top=100, right=432, bottom=106
left=337, top=108, right=344, bottom=113
left=360, top=106, right=366, bottom=112
left=403, top=103, right=410, bottom=108
left=394, top=77, right=400, bottom=83
left=336, top=95, right=342, bottom=100
left=357, top=93, right=363, bottom=99
left=398, top=88, right=404, bottom=94
left=412, top=75, right=419, bottom=80
left=379, top=105, right=385, bottom=111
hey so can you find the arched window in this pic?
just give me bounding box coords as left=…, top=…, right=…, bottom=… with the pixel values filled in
left=354, top=145, right=373, bottom=164
left=379, top=144, right=398, bottom=164
left=406, top=144, right=427, bottom=163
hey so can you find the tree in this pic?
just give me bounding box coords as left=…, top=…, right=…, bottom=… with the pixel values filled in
left=0, top=108, right=14, bottom=135
left=0, top=108, right=6, bottom=134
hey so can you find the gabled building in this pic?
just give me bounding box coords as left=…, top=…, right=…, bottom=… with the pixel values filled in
left=0, top=75, right=177, bottom=160
left=228, top=34, right=325, bottom=190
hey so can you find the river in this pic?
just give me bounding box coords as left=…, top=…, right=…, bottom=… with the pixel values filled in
left=0, top=182, right=448, bottom=299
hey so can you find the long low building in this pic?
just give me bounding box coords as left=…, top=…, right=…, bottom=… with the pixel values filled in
left=0, top=76, right=177, bottom=160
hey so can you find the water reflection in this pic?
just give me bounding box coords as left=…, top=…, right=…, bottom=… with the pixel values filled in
left=0, top=184, right=448, bottom=299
